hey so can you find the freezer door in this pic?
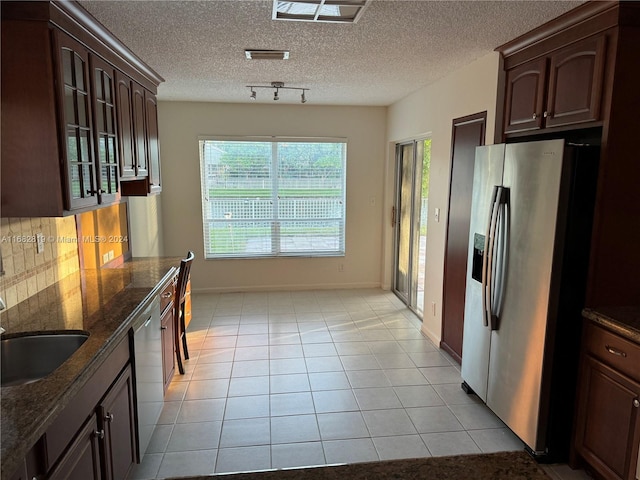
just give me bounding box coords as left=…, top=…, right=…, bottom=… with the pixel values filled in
left=486, top=139, right=565, bottom=452
left=461, top=144, right=505, bottom=401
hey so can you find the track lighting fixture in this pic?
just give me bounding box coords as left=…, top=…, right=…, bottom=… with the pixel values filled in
left=246, top=81, right=309, bottom=103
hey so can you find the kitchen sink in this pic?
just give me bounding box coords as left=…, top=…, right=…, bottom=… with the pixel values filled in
left=1, top=332, right=89, bottom=387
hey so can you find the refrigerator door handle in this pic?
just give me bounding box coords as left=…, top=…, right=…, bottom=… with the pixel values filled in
left=482, top=186, right=500, bottom=327
left=489, top=188, right=509, bottom=331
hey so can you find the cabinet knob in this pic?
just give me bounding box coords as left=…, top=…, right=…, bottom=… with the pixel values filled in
left=94, top=429, right=105, bottom=439
left=162, top=292, right=173, bottom=299
left=532, top=113, right=537, bottom=119
left=634, top=399, right=639, bottom=408
left=105, top=412, right=114, bottom=422
left=161, top=326, right=167, bottom=330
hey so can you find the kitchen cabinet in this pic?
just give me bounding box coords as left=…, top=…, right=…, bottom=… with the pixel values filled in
left=0, top=1, right=164, bottom=217
left=496, top=1, right=640, bottom=307
left=503, top=35, right=605, bottom=134
left=7, top=439, right=46, bottom=480
left=90, top=54, right=121, bottom=206
left=99, top=365, right=137, bottom=480
left=115, top=72, right=136, bottom=179
left=574, top=321, right=640, bottom=480
left=146, top=90, right=162, bottom=195
left=56, top=31, right=100, bottom=211
left=48, top=414, right=103, bottom=480
left=160, top=279, right=176, bottom=391
left=118, top=79, right=163, bottom=197
left=43, top=337, right=136, bottom=480
left=48, top=362, right=136, bottom=480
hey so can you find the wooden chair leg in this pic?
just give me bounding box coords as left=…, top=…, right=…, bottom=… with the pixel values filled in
left=175, top=311, right=185, bottom=375
left=180, top=303, right=189, bottom=360
left=175, top=343, right=185, bottom=375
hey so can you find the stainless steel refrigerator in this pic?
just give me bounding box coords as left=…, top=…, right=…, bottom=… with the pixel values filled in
left=460, top=138, right=599, bottom=461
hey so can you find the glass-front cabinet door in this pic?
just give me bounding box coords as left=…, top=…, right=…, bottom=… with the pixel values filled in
left=57, top=31, right=98, bottom=211
left=90, top=56, right=120, bottom=205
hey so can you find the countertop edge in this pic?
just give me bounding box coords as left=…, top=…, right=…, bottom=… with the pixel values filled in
left=583, top=307, right=640, bottom=344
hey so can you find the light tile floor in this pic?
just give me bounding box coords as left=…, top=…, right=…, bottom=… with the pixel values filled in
left=126, top=288, right=589, bottom=480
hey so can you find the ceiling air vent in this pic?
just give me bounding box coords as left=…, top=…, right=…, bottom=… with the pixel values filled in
left=245, top=49, right=290, bottom=60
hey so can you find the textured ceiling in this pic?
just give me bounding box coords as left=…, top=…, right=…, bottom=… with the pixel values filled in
left=79, top=0, right=583, bottom=106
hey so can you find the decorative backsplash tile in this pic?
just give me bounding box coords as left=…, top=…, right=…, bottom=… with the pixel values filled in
left=0, top=217, right=80, bottom=311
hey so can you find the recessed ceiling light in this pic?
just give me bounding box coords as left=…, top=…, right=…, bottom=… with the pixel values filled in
left=273, top=0, right=370, bottom=24
left=245, top=49, right=290, bottom=60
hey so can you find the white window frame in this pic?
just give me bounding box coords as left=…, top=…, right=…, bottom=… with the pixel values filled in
left=198, top=136, right=347, bottom=259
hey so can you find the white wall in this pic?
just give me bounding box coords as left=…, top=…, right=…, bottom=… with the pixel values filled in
left=157, top=102, right=387, bottom=292
left=384, top=52, right=500, bottom=344
left=128, top=195, right=164, bottom=257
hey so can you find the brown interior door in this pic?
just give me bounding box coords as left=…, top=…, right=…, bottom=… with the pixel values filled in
left=441, top=112, right=486, bottom=364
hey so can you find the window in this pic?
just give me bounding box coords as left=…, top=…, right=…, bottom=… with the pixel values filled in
left=199, top=137, right=347, bottom=259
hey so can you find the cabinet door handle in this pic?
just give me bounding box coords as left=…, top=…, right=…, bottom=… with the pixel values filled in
left=532, top=113, right=537, bottom=119
left=605, top=345, right=627, bottom=357
left=105, top=413, right=114, bottom=422
left=162, top=292, right=173, bottom=299
left=94, top=429, right=105, bottom=440
left=633, top=399, right=639, bottom=408
left=161, top=326, right=167, bottom=330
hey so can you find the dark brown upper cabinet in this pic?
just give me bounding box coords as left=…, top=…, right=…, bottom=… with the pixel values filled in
left=504, top=58, right=547, bottom=133
left=90, top=55, right=121, bottom=206
left=496, top=1, right=640, bottom=308
left=117, top=76, right=164, bottom=196
left=503, top=35, right=605, bottom=134
left=56, top=31, right=100, bottom=211
left=132, top=81, right=149, bottom=179
left=0, top=1, right=164, bottom=217
left=145, top=91, right=162, bottom=194
left=545, top=35, right=605, bottom=128
left=115, top=72, right=137, bottom=180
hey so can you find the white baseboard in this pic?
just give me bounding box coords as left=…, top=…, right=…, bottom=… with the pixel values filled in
left=192, top=282, right=381, bottom=294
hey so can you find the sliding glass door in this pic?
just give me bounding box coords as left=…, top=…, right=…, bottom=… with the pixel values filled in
left=393, top=139, right=430, bottom=316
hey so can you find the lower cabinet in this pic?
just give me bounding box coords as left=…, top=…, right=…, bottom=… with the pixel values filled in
left=161, top=300, right=176, bottom=391
left=48, top=364, right=136, bottom=480
left=573, top=321, right=640, bottom=480
left=10, top=337, right=138, bottom=480
left=8, top=438, right=46, bottom=480
left=48, top=414, right=102, bottom=480
left=100, top=365, right=137, bottom=480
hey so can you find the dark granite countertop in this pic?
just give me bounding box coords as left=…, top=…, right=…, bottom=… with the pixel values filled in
left=583, top=306, right=640, bottom=344
left=0, top=257, right=180, bottom=480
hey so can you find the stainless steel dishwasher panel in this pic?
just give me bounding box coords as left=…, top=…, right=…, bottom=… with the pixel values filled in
left=132, top=297, right=163, bottom=458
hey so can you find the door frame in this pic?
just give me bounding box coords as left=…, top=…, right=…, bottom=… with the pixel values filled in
left=392, top=138, right=428, bottom=317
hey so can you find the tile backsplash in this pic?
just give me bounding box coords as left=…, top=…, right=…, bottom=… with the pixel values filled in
left=0, top=216, right=80, bottom=310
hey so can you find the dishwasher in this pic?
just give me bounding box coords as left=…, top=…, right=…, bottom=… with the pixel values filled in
left=131, top=296, right=163, bottom=459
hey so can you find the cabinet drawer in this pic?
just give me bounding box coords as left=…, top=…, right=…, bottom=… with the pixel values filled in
left=585, top=323, right=640, bottom=382
left=159, top=279, right=175, bottom=314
